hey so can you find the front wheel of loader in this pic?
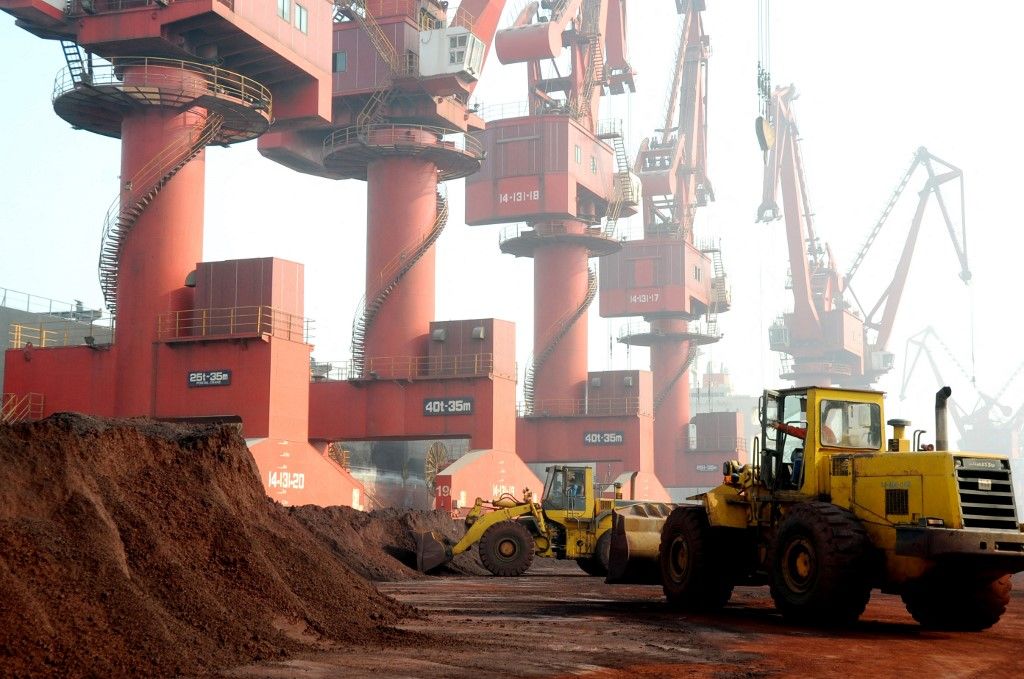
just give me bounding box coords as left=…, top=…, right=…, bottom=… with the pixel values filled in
left=577, top=530, right=612, bottom=576
left=659, top=506, right=733, bottom=611
left=902, top=573, right=1011, bottom=631
left=769, top=502, right=872, bottom=626
left=479, top=520, right=535, bottom=576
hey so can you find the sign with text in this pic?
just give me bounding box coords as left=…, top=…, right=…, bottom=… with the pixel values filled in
left=423, top=397, right=474, bottom=416
left=188, top=370, right=232, bottom=388
left=583, top=431, right=625, bottom=446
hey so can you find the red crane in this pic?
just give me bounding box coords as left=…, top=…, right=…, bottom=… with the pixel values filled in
left=758, top=85, right=969, bottom=387
left=600, top=0, right=733, bottom=490
left=843, top=147, right=970, bottom=384
left=466, top=2, right=671, bottom=501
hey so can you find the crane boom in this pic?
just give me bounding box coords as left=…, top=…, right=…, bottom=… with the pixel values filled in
left=636, top=0, right=709, bottom=236
left=851, top=148, right=970, bottom=363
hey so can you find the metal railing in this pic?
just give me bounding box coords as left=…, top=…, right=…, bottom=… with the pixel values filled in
left=323, top=123, right=484, bottom=157
left=0, top=286, right=92, bottom=316
left=157, top=306, right=308, bottom=343
left=9, top=319, right=114, bottom=349
left=311, top=353, right=508, bottom=382
left=1, top=393, right=44, bottom=424
left=66, top=0, right=163, bottom=15
left=475, top=100, right=530, bottom=122
left=333, top=0, right=475, bottom=28
left=499, top=221, right=612, bottom=245
left=53, top=56, right=273, bottom=122
left=519, top=397, right=650, bottom=418
left=618, top=320, right=720, bottom=342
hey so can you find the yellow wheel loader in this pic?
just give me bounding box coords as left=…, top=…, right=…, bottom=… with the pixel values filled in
left=653, top=386, right=1024, bottom=629
left=415, top=465, right=673, bottom=577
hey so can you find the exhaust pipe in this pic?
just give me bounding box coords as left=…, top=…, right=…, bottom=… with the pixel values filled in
left=935, top=386, right=952, bottom=450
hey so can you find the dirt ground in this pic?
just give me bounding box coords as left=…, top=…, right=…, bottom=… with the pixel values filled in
left=5, top=415, right=1022, bottom=679
left=220, top=566, right=1024, bottom=679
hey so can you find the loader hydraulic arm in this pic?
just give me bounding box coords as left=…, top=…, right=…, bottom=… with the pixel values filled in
left=450, top=500, right=546, bottom=557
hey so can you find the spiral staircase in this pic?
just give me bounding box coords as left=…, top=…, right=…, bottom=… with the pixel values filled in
left=350, top=186, right=449, bottom=376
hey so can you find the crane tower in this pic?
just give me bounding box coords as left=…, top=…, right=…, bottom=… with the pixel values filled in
left=465, top=0, right=670, bottom=500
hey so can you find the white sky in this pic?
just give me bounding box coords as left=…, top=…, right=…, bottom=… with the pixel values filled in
left=2, top=1, right=1023, bottom=435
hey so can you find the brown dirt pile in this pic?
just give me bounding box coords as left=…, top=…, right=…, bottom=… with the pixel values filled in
left=288, top=506, right=488, bottom=580
left=0, top=414, right=416, bottom=678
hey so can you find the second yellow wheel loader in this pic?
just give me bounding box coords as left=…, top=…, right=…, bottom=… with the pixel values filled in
left=415, top=465, right=673, bottom=577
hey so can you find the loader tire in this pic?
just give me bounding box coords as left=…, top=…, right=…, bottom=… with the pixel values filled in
left=902, top=573, right=1011, bottom=631
left=659, top=506, right=733, bottom=611
left=479, top=520, right=535, bottom=577
left=577, top=530, right=612, bottom=576
left=769, top=502, right=872, bottom=626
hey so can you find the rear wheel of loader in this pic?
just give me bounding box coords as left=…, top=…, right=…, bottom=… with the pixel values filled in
left=769, top=502, right=872, bottom=626
left=479, top=520, right=535, bottom=577
left=659, top=506, right=733, bottom=611
left=576, top=530, right=611, bottom=576
left=902, top=573, right=1011, bottom=631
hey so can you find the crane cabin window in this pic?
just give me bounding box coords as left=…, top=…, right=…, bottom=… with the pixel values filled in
left=819, top=400, right=882, bottom=449
left=294, top=4, right=308, bottom=34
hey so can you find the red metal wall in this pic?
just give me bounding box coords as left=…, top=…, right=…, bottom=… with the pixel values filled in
left=600, top=239, right=711, bottom=318
left=434, top=449, right=543, bottom=514
left=194, top=257, right=304, bottom=316
left=332, top=15, right=420, bottom=96
left=465, top=116, right=615, bottom=225
left=249, top=438, right=364, bottom=509
left=309, top=372, right=516, bottom=452
left=3, top=346, right=116, bottom=418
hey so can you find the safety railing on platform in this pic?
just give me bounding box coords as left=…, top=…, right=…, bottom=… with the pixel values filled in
left=0, top=286, right=98, bottom=318
left=9, top=318, right=114, bottom=349
left=1, top=393, right=44, bottom=424
left=311, top=353, right=509, bottom=382
left=157, top=306, right=308, bottom=343
left=323, top=124, right=484, bottom=157
left=475, top=100, right=530, bottom=122
left=518, top=397, right=650, bottom=418
left=332, top=0, right=476, bottom=27
left=617, top=320, right=720, bottom=342
left=66, top=0, right=167, bottom=15
left=52, top=57, right=272, bottom=117
left=499, top=221, right=613, bottom=246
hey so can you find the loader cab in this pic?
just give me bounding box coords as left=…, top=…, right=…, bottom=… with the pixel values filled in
left=542, top=465, right=591, bottom=516
left=760, top=387, right=885, bottom=492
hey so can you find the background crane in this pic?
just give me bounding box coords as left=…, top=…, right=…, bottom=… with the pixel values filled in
left=758, top=87, right=971, bottom=387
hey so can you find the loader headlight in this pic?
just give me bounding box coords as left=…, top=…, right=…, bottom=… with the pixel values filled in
left=920, top=517, right=945, bottom=528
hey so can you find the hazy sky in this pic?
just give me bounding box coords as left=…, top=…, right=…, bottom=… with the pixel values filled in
left=1, top=1, right=1022, bottom=434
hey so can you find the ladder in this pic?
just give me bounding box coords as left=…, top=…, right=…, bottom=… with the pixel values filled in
left=599, top=129, right=634, bottom=239
left=524, top=265, right=597, bottom=411
left=654, top=345, right=699, bottom=410
left=60, top=40, right=90, bottom=85
left=335, top=0, right=405, bottom=134
left=351, top=187, right=449, bottom=375
left=570, top=0, right=604, bottom=120
left=99, top=114, right=224, bottom=315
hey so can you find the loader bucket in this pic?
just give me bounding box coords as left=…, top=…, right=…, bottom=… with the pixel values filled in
left=415, top=530, right=452, bottom=573
left=605, top=503, right=675, bottom=584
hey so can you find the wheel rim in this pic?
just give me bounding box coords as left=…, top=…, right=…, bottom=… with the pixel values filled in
left=782, top=536, right=816, bottom=593
left=668, top=536, right=689, bottom=583
left=497, top=538, right=519, bottom=560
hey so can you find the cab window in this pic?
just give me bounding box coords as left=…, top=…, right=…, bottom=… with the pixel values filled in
left=819, top=400, right=881, bottom=449
left=542, top=469, right=566, bottom=510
